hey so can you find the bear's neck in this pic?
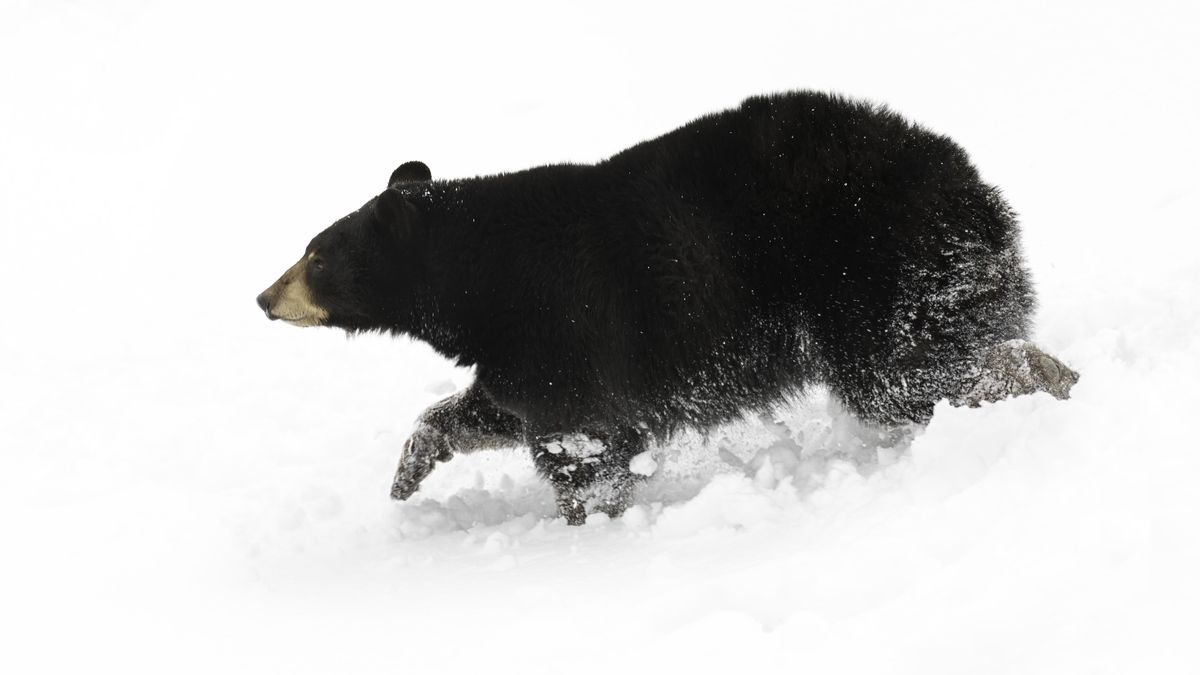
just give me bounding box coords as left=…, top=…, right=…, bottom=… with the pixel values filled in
left=398, top=167, right=607, bottom=368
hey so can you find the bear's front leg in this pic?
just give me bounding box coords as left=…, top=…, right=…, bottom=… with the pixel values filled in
left=390, top=425, right=455, bottom=500
left=530, top=428, right=647, bottom=526
left=390, top=384, right=523, bottom=500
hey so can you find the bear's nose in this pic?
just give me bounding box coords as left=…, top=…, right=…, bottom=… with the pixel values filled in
left=256, top=292, right=275, bottom=318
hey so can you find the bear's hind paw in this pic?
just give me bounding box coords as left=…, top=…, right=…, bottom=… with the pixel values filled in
left=955, top=340, right=1080, bottom=407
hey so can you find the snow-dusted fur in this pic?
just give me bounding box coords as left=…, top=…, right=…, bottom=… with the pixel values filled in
left=265, top=91, right=1071, bottom=524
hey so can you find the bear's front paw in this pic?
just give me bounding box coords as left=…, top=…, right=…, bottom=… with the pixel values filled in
left=389, top=426, right=454, bottom=501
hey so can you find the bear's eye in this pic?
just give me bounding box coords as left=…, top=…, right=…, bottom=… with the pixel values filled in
left=311, top=258, right=326, bottom=274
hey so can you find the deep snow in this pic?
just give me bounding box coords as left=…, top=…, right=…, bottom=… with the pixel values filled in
left=2, top=1, right=1198, bottom=673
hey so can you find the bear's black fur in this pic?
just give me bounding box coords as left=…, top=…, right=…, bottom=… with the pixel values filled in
left=260, top=91, right=1050, bottom=524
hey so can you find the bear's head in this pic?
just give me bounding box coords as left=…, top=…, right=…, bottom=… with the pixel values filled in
left=256, top=161, right=432, bottom=332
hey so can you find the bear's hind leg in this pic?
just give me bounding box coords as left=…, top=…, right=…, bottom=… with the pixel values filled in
left=390, top=384, right=523, bottom=500
left=820, top=230, right=1043, bottom=426
left=952, top=340, right=1079, bottom=407
left=822, top=234, right=1079, bottom=424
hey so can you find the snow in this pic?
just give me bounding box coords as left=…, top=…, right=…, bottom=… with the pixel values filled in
left=2, top=1, right=1199, bottom=673
left=542, top=433, right=606, bottom=457
left=629, top=450, right=658, bottom=476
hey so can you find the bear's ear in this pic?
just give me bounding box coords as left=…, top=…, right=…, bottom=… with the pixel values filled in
left=373, top=187, right=416, bottom=233
left=388, top=161, right=432, bottom=187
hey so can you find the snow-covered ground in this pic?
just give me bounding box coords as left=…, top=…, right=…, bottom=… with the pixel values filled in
left=2, top=1, right=1198, bottom=672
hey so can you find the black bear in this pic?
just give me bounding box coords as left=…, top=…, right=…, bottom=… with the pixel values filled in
left=257, top=91, right=1077, bottom=525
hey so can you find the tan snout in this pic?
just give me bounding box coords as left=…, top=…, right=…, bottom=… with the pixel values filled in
left=256, top=255, right=329, bottom=327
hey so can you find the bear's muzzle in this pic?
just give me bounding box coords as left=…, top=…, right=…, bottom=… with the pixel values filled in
left=257, top=256, right=329, bottom=327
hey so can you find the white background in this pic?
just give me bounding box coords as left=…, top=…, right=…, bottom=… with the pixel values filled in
left=2, top=1, right=1198, bottom=673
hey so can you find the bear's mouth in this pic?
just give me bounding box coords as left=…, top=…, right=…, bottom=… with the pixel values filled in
left=277, top=314, right=324, bottom=327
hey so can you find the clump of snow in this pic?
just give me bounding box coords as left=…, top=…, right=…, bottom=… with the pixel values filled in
left=423, top=379, right=458, bottom=396
left=629, top=450, right=658, bottom=476
left=542, top=433, right=606, bottom=457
